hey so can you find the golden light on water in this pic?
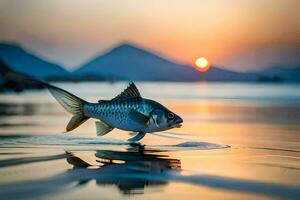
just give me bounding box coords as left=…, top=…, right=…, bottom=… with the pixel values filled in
left=195, top=57, right=210, bottom=72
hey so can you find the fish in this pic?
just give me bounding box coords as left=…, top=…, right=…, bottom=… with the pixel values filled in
left=46, top=82, right=183, bottom=141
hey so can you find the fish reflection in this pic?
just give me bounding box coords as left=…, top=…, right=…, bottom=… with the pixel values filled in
left=66, top=144, right=181, bottom=195
left=0, top=145, right=180, bottom=199
left=0, top=144, right=299, bottom=200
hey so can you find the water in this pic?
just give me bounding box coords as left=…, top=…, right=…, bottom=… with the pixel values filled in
left=0, top=82, right=299, bottom=200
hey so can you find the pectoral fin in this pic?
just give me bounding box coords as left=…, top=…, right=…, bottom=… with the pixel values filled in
left=95, top=121, right=114, bottom=136
left=128, top=132, right=146, bottom=142
left=129, top=110, right=150, bottom=125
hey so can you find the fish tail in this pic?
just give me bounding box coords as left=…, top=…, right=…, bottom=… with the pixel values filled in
left=46, top=84, right=89, bottom=132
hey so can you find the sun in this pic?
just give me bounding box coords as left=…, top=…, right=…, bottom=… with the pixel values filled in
left=195, top=57, right=210, bottom=72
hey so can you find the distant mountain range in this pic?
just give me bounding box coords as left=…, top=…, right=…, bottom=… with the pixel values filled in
left=0, top=43, right=68, bottom=78
left=74, top=43, right=258, bottom=81
left=0, top=59, right=44, bottom=92
left=0, top=42, right=299, bottom=82
left=256, top=65, right=300, bottom=82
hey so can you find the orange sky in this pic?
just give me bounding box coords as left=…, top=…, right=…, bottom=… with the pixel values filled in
left=0, top=0, right=299, bottom=71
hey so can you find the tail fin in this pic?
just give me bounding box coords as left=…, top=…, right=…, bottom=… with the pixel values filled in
left=46, top=84, right=89, bottom=132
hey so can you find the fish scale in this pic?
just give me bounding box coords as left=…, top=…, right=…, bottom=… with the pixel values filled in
left=84, top=98, right=148, bottom=131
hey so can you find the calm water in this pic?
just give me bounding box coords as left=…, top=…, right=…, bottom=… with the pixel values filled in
left=0, top=82, right=299, bottom=200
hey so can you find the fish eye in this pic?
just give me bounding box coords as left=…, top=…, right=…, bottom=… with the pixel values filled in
left=167, top=112, right=175, bottom=119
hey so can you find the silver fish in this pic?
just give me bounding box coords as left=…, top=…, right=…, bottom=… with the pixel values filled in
left=46, top=82, right=183, bottom=141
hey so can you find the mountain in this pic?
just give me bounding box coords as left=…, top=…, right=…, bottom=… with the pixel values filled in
left=257, top=65, right=300, bottom=82
left=2, top=41, right=296, bottom=82
left=74, top=43, right=258, bottom=82
left=0, top=43, right=68, bottom=78
left=0, top=59, right=44, bottom=92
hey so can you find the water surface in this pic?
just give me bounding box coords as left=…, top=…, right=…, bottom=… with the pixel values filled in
left=0, top=82, right=299, bottom=200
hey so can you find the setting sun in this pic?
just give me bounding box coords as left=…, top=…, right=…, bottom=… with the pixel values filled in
left=195, top=57, right=210, bottom=72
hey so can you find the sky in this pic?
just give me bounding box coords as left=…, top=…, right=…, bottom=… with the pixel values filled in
left=0, top=0, right=299, bottom=71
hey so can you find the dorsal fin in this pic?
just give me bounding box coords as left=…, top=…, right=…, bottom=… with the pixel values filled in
left=112, top=82, right=141, bottom=101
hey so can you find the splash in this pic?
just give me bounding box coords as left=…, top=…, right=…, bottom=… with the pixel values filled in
left=0, top=135, right=229, bottom=151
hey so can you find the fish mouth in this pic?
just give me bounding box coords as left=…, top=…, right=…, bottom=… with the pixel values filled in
left=173, top=123, right=182, bottom=128
left=172, top=118, right=183, bottom=128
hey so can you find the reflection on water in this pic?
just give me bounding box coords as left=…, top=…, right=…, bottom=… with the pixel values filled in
left=68, top=144, right=181, bottom=195
left=0, top=82, right=300, bottom=200
left=0, top=144, right=181, bottom=199
left=0, top=144, right=299, bottom=200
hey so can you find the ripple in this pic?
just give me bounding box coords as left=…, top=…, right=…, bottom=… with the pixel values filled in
left=0, top=135, right=229, bottom=151
left=150, top=141, right=230, bottom=151
left=0, top=135, right=129, bottom=147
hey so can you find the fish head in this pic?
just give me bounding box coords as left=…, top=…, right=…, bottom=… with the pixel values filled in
left=147, top=100, right=183, bottom=132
